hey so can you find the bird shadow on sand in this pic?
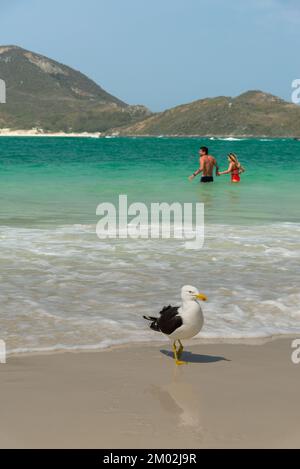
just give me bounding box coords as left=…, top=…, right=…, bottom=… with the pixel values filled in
left=160, top=349, right=230, bottom=364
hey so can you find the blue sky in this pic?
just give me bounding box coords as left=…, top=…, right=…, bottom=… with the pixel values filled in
left=0, top=0, right=299, bottom=111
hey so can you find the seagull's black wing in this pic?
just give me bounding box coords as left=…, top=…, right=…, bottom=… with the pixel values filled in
left=143, top=305, right=182, bottom=335
left=157, top=305, right=183, bottom=335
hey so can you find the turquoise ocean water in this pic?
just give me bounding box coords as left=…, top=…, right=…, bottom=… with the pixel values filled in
left=0, top=137, right=299, bottom=354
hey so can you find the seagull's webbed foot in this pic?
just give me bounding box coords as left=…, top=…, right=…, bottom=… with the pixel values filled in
left=172, top=341, right=187, bottom=366
left=175, top=359, right=187, bottom=366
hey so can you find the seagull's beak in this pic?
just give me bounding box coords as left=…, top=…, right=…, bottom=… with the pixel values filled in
left=195, top=293, right=208, bottom=301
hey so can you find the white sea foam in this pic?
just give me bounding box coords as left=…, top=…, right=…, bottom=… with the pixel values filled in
left=1, top=222, right=299, bottom=355
left=217, top=137, right=244, bottom=141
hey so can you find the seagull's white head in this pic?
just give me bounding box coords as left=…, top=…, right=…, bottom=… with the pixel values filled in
left=181, top=285, right=208, bottom=303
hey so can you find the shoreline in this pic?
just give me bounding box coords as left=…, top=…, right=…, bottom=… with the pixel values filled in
left=0, top=129, right=299, bottom=139
left=0, top=129, right=103, bottom=138
left=6, top=333, right=300, bottom=359
left=1, top=337, right=299, bottom=448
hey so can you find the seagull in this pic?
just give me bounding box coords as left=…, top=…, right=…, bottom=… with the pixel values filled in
left=143, top=285, right=207, bottom=365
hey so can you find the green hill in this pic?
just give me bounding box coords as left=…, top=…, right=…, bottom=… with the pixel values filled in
left=112, top=91, right=300, bottom=138
left=1, top=46, right=299, bottom=137
left=0, top=45, right=150, bottom=132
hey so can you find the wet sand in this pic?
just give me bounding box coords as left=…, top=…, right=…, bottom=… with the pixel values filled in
left=0, top=338, right=299, bottom=448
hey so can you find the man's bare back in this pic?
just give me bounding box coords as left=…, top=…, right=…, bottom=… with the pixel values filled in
left=201, top=155, right=217, bottom=177
left=189, top=147, right=219, bottom=183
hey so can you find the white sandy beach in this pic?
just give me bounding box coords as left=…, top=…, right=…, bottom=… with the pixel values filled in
left=0, top=338, right=299, bottom=449
left=0, top=128, right=103, bottom=138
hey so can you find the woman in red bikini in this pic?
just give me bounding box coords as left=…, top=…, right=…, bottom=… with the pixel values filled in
left=218, top=153, right=245, bottom=182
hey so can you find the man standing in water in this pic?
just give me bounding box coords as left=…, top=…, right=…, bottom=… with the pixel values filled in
left=189, top=147, right=219, bottom=183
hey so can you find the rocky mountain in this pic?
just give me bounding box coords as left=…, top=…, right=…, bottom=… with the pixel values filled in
left=0, top=45, right=150, bottom=132
left=1, top=46, right=299, bottom=137
left=112, top=91, right=300, bottom=138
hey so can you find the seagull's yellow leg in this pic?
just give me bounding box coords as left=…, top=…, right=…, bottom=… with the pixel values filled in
left=172, top=341, right=177, bottom=359
left=177, top=340, right=184, bottom=359
left=172, top=341, right=186, bottom=366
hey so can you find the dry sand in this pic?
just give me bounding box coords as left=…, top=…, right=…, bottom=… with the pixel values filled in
left=0, top=338, right=299, bottom=449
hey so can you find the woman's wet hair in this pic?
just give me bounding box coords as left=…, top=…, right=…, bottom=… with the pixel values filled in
left=228, top=153, right=241, bottom=167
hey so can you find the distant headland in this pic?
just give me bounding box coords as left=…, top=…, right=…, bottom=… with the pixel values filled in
left=0, top=45, right=300, bottom=138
